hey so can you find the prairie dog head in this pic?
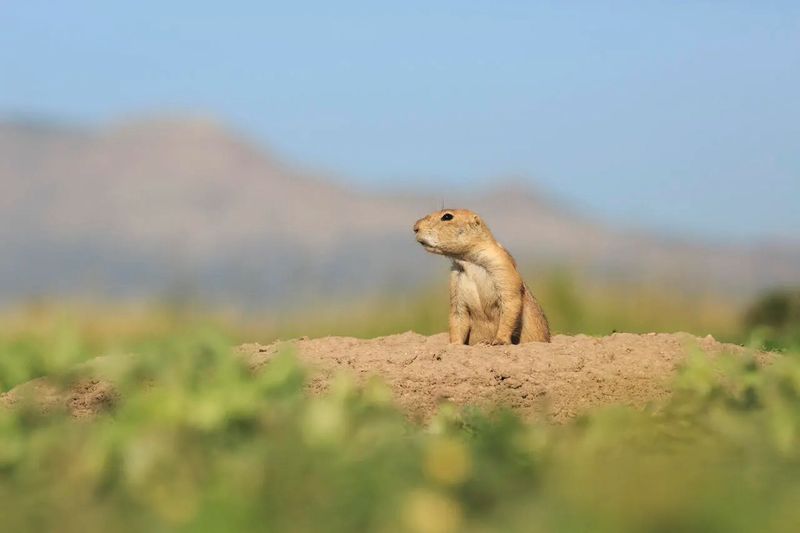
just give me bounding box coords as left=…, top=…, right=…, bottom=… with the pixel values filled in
left=413, top=209, right=491, bottom=257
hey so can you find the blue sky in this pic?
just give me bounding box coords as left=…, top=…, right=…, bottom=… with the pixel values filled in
left=2, top=1, right=798, bottom=242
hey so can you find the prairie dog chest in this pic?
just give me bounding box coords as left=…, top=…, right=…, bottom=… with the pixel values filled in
left=451, top=261, right=500, bottom=316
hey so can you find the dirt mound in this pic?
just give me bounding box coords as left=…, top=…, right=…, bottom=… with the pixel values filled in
left=1, top=332, right=769, bottom=422
left=246, top=331, right=766, bottom=421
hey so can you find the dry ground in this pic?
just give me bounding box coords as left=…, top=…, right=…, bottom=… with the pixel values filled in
left=1, top=332, right=769, bottom=422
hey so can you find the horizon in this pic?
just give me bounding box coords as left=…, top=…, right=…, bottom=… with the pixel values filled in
left=1, top=109, right=797, bottom=249
left=2, top=2, right=799, bottom=243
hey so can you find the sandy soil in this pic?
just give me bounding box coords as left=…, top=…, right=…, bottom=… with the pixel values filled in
left=1, top=331, right=768, bottom=422
left=242, top=332, right=770, bottom=422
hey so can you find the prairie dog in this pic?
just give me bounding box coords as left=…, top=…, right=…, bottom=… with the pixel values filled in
left=413, top=209, right=550, bottom=345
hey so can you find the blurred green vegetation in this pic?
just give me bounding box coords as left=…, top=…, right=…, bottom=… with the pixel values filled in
left=0, top=276, right=798, bottom=532
left=0, top=271, right=749, bottom=391
left=0, top=319, right=799, bottom=532
left=744, top=288, right=800, bottom=351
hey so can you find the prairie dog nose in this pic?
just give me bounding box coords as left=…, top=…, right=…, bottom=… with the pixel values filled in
left=413, top=221, right=421, bottom=233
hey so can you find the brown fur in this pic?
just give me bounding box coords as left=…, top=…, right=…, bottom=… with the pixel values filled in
left=413, top=209, right=551, bottom=345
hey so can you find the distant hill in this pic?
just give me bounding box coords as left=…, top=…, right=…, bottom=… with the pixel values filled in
left=1, top=116, right=797, bottom=307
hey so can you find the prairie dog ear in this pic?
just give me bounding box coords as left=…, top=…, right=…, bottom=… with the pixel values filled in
left=473, top=215, right=481, bottom=225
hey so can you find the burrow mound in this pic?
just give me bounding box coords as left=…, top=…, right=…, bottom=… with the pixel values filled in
left=2, top=332, right=770, bottom=422
left=243, top=332, right=769, bottom=422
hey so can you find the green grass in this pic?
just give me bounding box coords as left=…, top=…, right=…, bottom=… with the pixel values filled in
left=0, top=280, right=796, bottom=532
left=0, top=323, right=799, bottom=532
left=0, top=272, right=743, bottom=391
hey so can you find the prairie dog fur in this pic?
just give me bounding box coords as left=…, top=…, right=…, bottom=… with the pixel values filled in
left=413, top=209, right=550, bottom=345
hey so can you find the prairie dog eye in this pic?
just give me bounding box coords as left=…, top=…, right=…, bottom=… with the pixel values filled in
left=440, top=213, right=454, bottom=221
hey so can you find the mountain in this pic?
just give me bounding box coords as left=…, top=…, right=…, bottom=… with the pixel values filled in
left=1, top=116, right=797, bottom=307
